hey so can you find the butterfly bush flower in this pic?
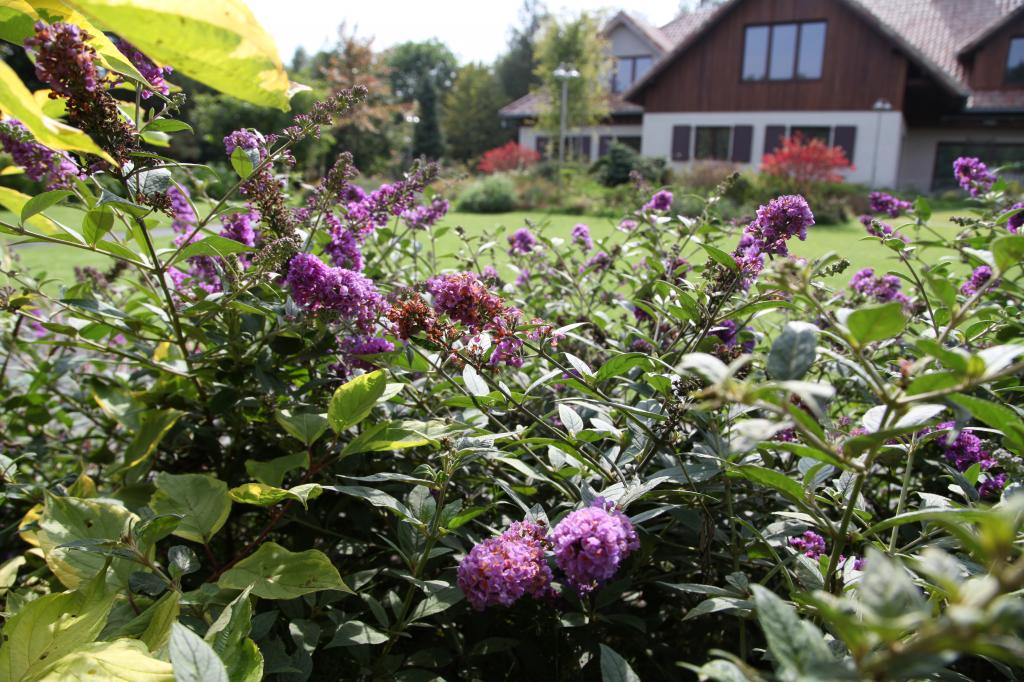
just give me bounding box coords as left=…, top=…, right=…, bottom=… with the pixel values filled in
left=960, top=265, right=996, bottom=296
left=789, top=531, right=826, bottom=559
left=402, top=196, right=449, bottom=230
left=571, top=223, right=593, bottom=251
left=580, top=251, right=611, bottom=274
left=480, top=265, right=500, bottom=283
left=742, top=194, right=814, bottom=257
left=953, top=156, right=996, bottom=196
left=427, top=272, right=506, bottom=330
left=112, top=37, right=172, bottom=98
left=1007, top=202, right=1024, bottom=233
left=339, top=335, right=394, bottom=372
left=618, top=218, right=639, bottom=232
left=0, top=119, right=83, bottom=189
left=551, top=497, right=639, bottom=594
left=508, top=227, right=537, bottom=255
left=868, top=191, right=912, bottom=217
left=284, top=253, right=383, bottom=325
left=923, top=421, right=1008, bottom=497
left=643, top=190, right=673, bottom=212
left=324, top=214, right=364, bottom=271
left=514, top=269, right=531, bottom=288
left=849, top=267, right=910, bottom=306
left=859, top=214, right=908, bottom=243
left=457, top=521, right=553, bottom=611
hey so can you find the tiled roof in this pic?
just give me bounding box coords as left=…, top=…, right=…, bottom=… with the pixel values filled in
left=659, top=3, right=723, bottom=45
left=499, top=91, right=644, bottom=118
left=969, top=89, right=1024, bottom=110
left=624, top=12, right=675, bottom=53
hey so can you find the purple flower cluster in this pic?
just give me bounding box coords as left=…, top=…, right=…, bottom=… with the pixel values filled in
left=789, top=531, right=826, bottom=558
left=25, top=22, right=102, bottom=97
left=643, top=190, right=673, bottom=213
left=953, top=156, right=996, bottom=197
left=402, top=196, right=449, bottom=230
left=743, top=195, right=815, bottom=257
left=663, top=255, right=690, bottom=283
left=551, top=498, right=639, bottom=594
left=859, top=214, right=908, bottom=243
left=346, top=169, right=434, bottom=235
left=480, top=265, right=500, bottom=283
left=960, top=265, right=995, bottom=296
left=618, top=218, right=639, bottom=232
left=324, top=214, right=364, bottom=271
left=868, top=191, right=912, bottom=217
left=580, top=251, right=611, bottom=274
left=1007, top=202, right=1024, bottom=234
left=924, top=421, right=1007, bottom=497
left=284, top=253, right=383, bottom=326
left=336, top=335, right=395, bottom=375
left=0, top=119, right=83, bottom=190
left=508, top=227, right=537, bottom=256
left=712, top=320, right=754, bottom=352
left=849, top=268, right=910, bottom=306
left=457, top=521, right=554, bottom=611
left=427, top=272, right=508, bottom=330
left=571, top=223, right=593, bottom=251
left=113, top=37, right=172, bottom=98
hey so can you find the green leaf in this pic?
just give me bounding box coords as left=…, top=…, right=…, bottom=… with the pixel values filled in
left=32, top=639, right=173, bottom=681
left=275, top=410, right=328, bottom=446
left=172, top=235, right=253, bottom=264
left=326, top=621, right=389, bottom=648
left=230, top=145, right=259, bottom=178
left=947, top=393, right=1024, bottom=454
left=0, top=567, right=114, bottom=682
left=857, top=549, right=927, bottom=621
left=701, top=243, right=738, bottom=272
left=599, top=644, right=641, bottom=682
left=20, top=189, right=73, bottom=224
left=330, top=485, right=416, bottom=523
left=217, top=542, right=351, bottom=599
left=245, top=452, right=309, bottom=487
left=992, top=234, right=1024, bottom=273
left=558, top=404, right=584, bottom=437
left=36, top=495, right=146, bottom=589
left=228, top=482, right=323, bottom=510
left=767, top=322, right=818, bottom=381
left=120, top=409, right=184, bottom=483
left=150, top=472, right=232, bottom=544
left=0, top=60, right=112, bottom=161
left=595, top=353, right=652, bottom=382
left=66, top=0, right=292, bottom=110
left=139, top=590, right=180, bottom=653
left=142, top=119, right=194, bottom=134
left=913, top=196, right=931, bottom=221
left=205, top=587, right=260, bottom=681
left=133, top=514, right=183, bottom=547
left=462, top=364, right=489, bottom=397
left=730, top=465, right=805, bottom=505
left=846, top=302, right=906, bottom=345
left=168, top=546, right=199, bottom=580
left=328, top=370, right=387, bottom=433
left=340, top=421, right=436, bottom=456
left=750, top=584, right=834, bottom=677
left=83, top=206, right=115, bottom=246
left=168, top=623, right=229, bottom=682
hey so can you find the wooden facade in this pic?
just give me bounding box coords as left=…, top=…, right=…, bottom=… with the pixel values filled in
left=631, top=0, right=910, bottom=113
left=964, top=12, right=1024, bottom=92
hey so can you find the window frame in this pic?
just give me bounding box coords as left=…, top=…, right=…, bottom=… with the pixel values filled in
left=1006, top=35, right=1024, bottom=85
left=612, top=54, right=654, bottom=93
left=740, top=20, right=828, bottom=83
left=694, top=126, right=733, bottom=161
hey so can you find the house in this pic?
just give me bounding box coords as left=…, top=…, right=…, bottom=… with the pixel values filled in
left=499, top=0, right=1024, bottom=191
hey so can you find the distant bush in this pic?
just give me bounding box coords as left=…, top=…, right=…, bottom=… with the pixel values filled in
left=477, top=141, right=540, bottom=174
left=592, top=142, right=666, bottom=187
left=457, top=174, right=517, bottom=212
left=761, top=134, right=852, bottom=190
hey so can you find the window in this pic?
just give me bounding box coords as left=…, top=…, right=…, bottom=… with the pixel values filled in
left=695, top=127, right=732, bottom=160
left=790, top=126, right=830, bottom=143
left=933, top=142, right=1024, bottom=190
left=1007, top=37, right=1024, bottom=84
left=742, top=21, right=827, bottom=81
left=612, top=55, right=653, bottom=92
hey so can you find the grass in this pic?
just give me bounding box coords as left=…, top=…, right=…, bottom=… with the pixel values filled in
left=2, top=206, right=969, bottom=288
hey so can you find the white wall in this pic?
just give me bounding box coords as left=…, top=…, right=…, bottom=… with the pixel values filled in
left=608, top=24, right=655, bottom=57
left=640, top=111, right=905, bottom=187
left=899, top=127, right=1024, bottom=192
left=518, top=124, right=644, bottom=163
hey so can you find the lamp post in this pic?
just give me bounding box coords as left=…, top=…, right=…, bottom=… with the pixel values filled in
left=871, top=98, right=892, bottom=188
left=553, top=64, right=580, bottom=164
left=405, top=113, right=420, bottom=162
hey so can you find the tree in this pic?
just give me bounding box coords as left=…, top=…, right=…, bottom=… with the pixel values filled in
left=494, top=0, right=548, bottom=102
left=533, top=12, right=611, bottom=135
left=442, top=64, right=510, bottom=162
left=386, top=40, right=457, bottom=160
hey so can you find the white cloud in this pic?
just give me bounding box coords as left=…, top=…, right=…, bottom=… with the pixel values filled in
left=245, top=0, right=681, bottom=66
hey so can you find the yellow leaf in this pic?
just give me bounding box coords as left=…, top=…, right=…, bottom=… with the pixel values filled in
left=17, top=503, right=42, bottom=547
left=33, top=88, right=66, bottom=118
left=151, top=340, right=170, bottom=363
left=0, top=185, right=62, bottom=234
left=64, top=0, right=292, bottom=110
left=32, top=639, right=174, bottom=681
left=0, top=60, right=111, bottom=161
left=0, top=0, right=151, bottom=86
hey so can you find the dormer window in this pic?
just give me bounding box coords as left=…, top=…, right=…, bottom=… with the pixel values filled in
left=1007, top=37, right=1024, bottom=84
left=742, top=21, right=826, bottom=82
left=613, top=55, right=653, bottom=93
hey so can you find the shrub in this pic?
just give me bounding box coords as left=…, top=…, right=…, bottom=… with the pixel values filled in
left=591, top=142, right=666, bottom=187
left=761, top=133, right=853, bottom=190
left=2, top=8, right=1024, bottom=682
left=477, top=141, right=540, bottom=174
left=457, top=173, right=517, bottom=212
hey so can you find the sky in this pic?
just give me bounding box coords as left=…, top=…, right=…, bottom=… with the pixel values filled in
left=246, top=0, right=684, bottom=67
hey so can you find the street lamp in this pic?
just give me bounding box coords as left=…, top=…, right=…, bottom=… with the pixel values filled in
left=553, top=64, right=580, bottom=164
left=871, top=98, right=892, bottom=188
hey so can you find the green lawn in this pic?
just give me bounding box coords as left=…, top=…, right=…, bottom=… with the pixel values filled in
left=2, top=207, right=969, bottom=287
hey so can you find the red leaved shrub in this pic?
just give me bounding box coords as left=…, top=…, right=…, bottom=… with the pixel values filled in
left=761, top=134, right=852, bottom=188
left=478, top=141, right=540, bottom=174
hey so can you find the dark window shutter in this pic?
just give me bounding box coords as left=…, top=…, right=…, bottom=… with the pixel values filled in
left=598, top=135, right=613, bottom=157
left=731, top=125, right=753, bottom=162
left=833, top=125, right=857, bottom=163
left=535, top=136, right=548, bottom=157
left=764, top=125, right=786, bottom=155
left=672, top=125, right=691, bottom=161
left=580, top=135, right=592, bottom=161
